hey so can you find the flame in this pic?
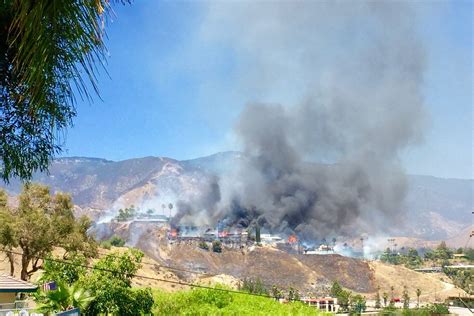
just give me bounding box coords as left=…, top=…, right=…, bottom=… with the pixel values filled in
left=169, top=229, right=178, bottom=238
left=218, top=230, right=229, bottom=238
left=288, top=235, right=298, bottom=244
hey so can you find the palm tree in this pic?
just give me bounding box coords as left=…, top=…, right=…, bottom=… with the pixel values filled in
left=416, top=288, right=421, bottom=307
left=36, top=282, right=94, bottom=314
left=168, top=203, right=173, bottom=218
left=0, top=0, right=128, bottom=181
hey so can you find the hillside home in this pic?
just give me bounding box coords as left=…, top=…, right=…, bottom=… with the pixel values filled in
left=0, top=274, right=37, bottom=312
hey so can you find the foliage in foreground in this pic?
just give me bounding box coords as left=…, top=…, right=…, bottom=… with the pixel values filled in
left=379, top=303, right=450, bottom=315
left=153, top=287, right=324, bottom=316
left=0, top=184, right=97, bottom=280
left=37, top=249, right=153, bottom=315
left=0, top=0, right=127, bottom=181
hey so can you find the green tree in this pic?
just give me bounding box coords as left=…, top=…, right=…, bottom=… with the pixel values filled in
left=330, top=280, right=343, bottom=297
left=416, top=288, right=421, bottom=307
left=351, top=294, right=366, bottom=314
left=0, top=184, right=97, bottom=280
left=198, top=241, right=209, bottom=251
left=330, top=281, right=351, bottom=311
left=81, top=249, right=154, bottom=315
left=382, top=292, right=388, bottom=307
left=402, top=286, right=410, bottom=309
left=40, top=253, right=88, bottom=286
left=271, top=285, right=283, bottom=300
left=110, top=235, right=126, bottom=247
left=255, top=225, right=261, bottom=244
left=405, top=248, right=423, bottom=268
left=241, top=278, right=268, bottom=295
left=288, top=287, right=300, bottom=301
left=375, top=288, right=381, bottom=309
left=212, top=240, right=222, bottom=253
left=0, top=0, right=128, bottom=181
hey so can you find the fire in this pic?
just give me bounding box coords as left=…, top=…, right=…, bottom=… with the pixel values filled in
left=169, top=229, right=178, bottom=238
left=288, top=234, right=298, bottom=244
left=218, top=230, right=229, bottom=238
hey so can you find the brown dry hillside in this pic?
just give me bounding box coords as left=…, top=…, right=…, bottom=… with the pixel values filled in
left=297, top=254, right=375, bottom=293
left=369, top=261, right=467, bottom=302
left=156, top=244, right=376, bottom=294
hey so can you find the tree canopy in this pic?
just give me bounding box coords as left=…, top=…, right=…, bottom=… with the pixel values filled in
left=0, top=183, right=97, bottom=280
left=0, top=0, right=127, bottom=181
left=37, top=249, right=154, bottom=315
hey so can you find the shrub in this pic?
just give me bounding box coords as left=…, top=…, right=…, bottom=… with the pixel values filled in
left=212, top=240, right=222, bottom=253
left=199, top=241, right=209, bottom=251
left=110, top=235, right=126, bottom=247
left=241, top=278, right=268, bottom=295
left=351, top=294, right=366, bottom=314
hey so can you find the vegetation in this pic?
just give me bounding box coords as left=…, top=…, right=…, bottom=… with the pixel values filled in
left=375, top=288, right=382, bottom=309
left=153, top=287, right=322, bottom=315
left=35, top=282, right=94, bottom=314
left=351, top=294, right=367, bottom=314
left=212, top=240, right=222, bottom=253
left=402, top=287, right=410, bottom=309
left=0, top=0, right=127, bottom=181
left=271, top=285, right=284, bottom=300
left=443, top=267, right=473, bottom=294
left=198, top=241, right=209, bottom=251
left=101, top=235, right=126, bottom=249
left=287, top=287, right=300, bottom=302
left=330, top=281, right=351, bottom=312
left=380, top=247, right=423, bottom=268
left=415, top=288, right=421, bottom=308
left=423, top=241, right=454, bottom=262
left=0, top=184, right=97, bottom=280
left=239, top=278, right=268, bottom=296
left=37, top=249, right=154, bottom=315
left=255, top=225, right=261, bottom=244
left=115, top=206, right=136, bottom=221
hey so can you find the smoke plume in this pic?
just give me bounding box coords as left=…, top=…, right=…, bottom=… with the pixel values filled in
left=177, top=2, right=426, bottom=239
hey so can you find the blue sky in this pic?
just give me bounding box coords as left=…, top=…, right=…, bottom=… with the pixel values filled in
left=62, top=1, right=472, bottom=179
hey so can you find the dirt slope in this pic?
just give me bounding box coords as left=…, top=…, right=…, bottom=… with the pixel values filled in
left=159, top=244, right=375, bottom=294
left=370, top=261, right=467, bottom=302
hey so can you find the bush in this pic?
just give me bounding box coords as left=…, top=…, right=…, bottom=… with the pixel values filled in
left=101, top=240, right=112, bottom=249
left=212, top=240, right=222, bottom=253
left=199, top=241, right=209, bottom=251
left=351, top=294, right=366, bottom=314
left=110, top=235, right=126, bottom=247
left=240, top=278, right=268, bottom=295
left=101, top=235, right=126, bottom=249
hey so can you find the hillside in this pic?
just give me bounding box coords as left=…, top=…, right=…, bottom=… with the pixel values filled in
left=1, top=152, right=472, bottom=241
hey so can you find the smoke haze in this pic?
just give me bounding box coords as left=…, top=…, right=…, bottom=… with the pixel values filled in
left=177, top=2, right=427, bottom=239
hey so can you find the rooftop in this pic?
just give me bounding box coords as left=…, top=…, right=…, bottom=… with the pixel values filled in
left=0, top=274, right=38, bottom=293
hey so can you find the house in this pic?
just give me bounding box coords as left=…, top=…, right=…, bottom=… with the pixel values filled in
left=301, top=297, right=339, bottom=312
left=0, top=274, right=37, bottom=310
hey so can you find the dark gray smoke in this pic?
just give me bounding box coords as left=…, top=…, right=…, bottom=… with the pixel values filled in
left=176, top=2, right=426, bottom=239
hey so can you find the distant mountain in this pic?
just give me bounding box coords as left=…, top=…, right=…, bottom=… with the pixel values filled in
left=2, top=152, right=473, bottom=242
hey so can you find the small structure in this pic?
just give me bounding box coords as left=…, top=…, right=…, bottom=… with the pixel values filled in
left=0, top=274, right=37, bottom=311
left=260, top=234, right=283, bottom=245
left=301, top=297, right=339, bottom=312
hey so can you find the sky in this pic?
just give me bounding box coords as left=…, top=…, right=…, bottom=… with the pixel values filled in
left=62, top=1, right=473, bottom=179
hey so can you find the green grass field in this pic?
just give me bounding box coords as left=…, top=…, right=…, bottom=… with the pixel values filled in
left=153, top=288, right=326, bottom=315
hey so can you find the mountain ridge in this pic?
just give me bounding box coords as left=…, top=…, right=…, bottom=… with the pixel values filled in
left=2, top=151, right=472, bottom=242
